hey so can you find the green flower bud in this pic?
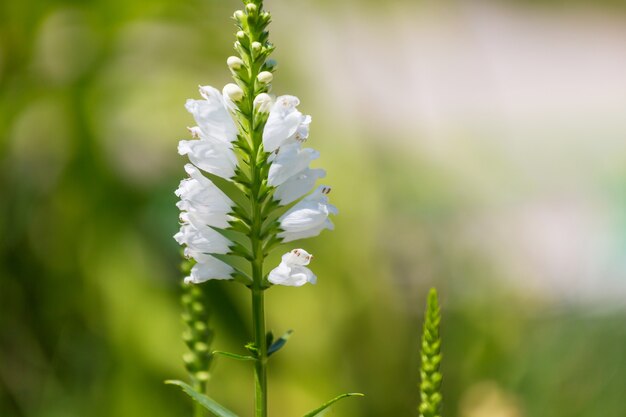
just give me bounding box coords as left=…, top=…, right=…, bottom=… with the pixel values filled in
left=251, top=41, right=262, bottom=54
left=195, top=371, right=210, bottom=383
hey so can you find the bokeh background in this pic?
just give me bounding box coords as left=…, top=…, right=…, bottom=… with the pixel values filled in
left=1, top=0, right=625, bottom=416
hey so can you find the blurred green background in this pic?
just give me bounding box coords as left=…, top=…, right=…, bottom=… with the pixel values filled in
left=1, top=0, right=626, bottom=416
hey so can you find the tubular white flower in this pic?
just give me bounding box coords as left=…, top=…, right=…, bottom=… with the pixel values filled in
left=175, top=214, right=232, bottom=257
left=267, top=143, right=319, bottom=187
left=268, top=249, right=316, bottom=286
left=176, top=164, right=233, bottom=228
left=186, top=86, right=237, bottom=143
left=178, top=139, right=237, bottom=180
left=262, top=95, right=311, bottom=153
left=274, top=167, right=326, bottom=205
left=185, top=254, right=234, bottom=284
left=278, top=186, right=337, bottom=242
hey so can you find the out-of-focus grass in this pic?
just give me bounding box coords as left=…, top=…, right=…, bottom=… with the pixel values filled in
left=2, top=1, right=626, bottom=417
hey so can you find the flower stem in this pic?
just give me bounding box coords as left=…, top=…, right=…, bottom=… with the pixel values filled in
left=251, top=287, right=267, bottom=417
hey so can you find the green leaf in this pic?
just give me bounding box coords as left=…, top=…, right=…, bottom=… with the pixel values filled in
left=200, top=170, right=251, bottom=218
left=165, top=380, right=238, bottom=417
left=302, top=393, right=364, bottom=417
left=212, top=351, right=256, bottom=361
left=268, top=329, right=293, bottom=356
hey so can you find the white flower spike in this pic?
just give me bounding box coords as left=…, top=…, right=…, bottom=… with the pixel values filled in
left=268, top=249, right=317, bottom=286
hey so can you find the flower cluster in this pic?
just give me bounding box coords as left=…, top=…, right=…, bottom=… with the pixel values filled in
left=174, top=82, right=336, bottom=286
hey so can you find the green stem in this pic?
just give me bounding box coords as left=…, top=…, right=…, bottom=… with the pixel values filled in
left=251, top=287, right=267, bottom=417
left=193, top=381, right=206, bottom=417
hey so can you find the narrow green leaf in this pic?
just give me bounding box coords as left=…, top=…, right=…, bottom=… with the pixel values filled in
left=302, top=393, right=364, bottom=417
left=165, top=380, right=238, bottom=417
left=212, top=351, right=256, bottom=361
left=268, top=329, right=293, bottom=356
left=201, top=170, right=251, bottom=217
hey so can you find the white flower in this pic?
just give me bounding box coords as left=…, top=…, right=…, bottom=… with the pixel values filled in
left=175, top=164, right=233, bottom=228
left=178, top=138, right=237, bottom=180
left=185, top=86, right=237, bottom=143
left=185, top=254, right=234, bottom=284
left=268, top=249, right=316, bottom=286
left=175, top=217, right=231, bottom=259
left=268, top=143, right=319, bottom=187
left=262, top=95, right=311, bottom=153
left=274, top=167, right=326, bottom=205
left=278, top=186, right=337, bottom=242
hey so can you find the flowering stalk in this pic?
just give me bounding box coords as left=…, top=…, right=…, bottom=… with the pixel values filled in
left=418, top=288, right=443, bottom=417
left=168, top=1, right=358, bottom=416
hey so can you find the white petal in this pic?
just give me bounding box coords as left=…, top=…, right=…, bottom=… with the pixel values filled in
left=281, top=248, right=313, bottom=266
left=268, top=249, right=317, bottom=287
left=278, top=186, right=337, bottom=242
left=262, top=95, right=310, bottom=152
left=176, top=164, right=233, bottom=218
left=268, top=143, right=319, bottom=187
left=174, top=222, right=231, bottom=258
left=185, top=86, right=237, bottom=143
left=185, top=254, right=234, bottom=283
left=274, top=168, right=326, bottom=205
left=178, top=139, right=237, bottom=180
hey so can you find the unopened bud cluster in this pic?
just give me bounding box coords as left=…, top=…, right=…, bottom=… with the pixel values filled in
left=180, top=275, right=214, bottom=385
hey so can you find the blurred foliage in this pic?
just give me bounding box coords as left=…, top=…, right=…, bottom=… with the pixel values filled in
left=1, top=0, right=625, bottom=417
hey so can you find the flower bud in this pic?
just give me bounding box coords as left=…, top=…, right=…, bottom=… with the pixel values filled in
left=251, top=41, right=262, bottom=54
left=223, top=83, right=244, bottom=102
left=257, top=71, right=273, bottom=84
left=195, top=371, right=210, bottom=383
left=236, top=30, right=247, bottom=41
left=227, top=56, right=244, bottom=71
left=233, top=10, right=245, bottom=21
left=254, top=93, right=272, bottom=114
left=245, top=3, right=257, bottom=14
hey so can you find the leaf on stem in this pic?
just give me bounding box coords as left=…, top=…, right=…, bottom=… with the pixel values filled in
left=301, top=392, right=365, bottom=417
left=267, top=329, right=293, bottom=356
left=165, top=380, right=239, bottom=417
left=212, top=351, right=256, bottom=361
